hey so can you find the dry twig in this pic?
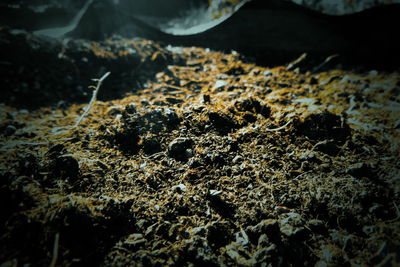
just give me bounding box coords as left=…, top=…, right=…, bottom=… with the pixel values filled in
left=74, top=72, right=111, bottom=128
left=264, top=120, right=292, bottom=132
left=287, top=53, right=307, bottom=71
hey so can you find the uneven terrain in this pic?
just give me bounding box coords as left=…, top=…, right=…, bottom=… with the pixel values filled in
left=1, top=33, right=400, bottom=266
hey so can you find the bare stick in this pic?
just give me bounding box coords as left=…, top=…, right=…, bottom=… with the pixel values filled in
left=287, top=53, right=307, bottom=71
left=74, top=72, right=111, bottom=128
left=264, top=120, right=292, bottom=132
left=49, top=232, right=60, bottom=267
left=312, top=54, right=339, bottom=73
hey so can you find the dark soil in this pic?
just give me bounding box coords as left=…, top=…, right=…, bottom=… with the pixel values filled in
left=1, top=32, right=399, bottom=266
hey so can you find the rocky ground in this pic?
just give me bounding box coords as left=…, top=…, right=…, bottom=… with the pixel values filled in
left=1, top=30, right=400, bottom=266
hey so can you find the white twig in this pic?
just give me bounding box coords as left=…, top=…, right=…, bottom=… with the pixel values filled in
left=287, top=53, right=307, bottom=71
left=49, top=232, right=60, bottom=267
left=74, top=72, right=111, bottom=128
left=264, top=120, right=292, bottom=132
left=312, top=54, right=339, bottom=73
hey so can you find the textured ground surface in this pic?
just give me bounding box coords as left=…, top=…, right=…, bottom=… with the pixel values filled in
left=1, top=36, right=400, bottom=266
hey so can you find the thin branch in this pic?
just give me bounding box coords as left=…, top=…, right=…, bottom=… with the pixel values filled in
left=287, top=53, right=307, bottom=71
left=74, top=72, right=111, bottom=128
left=264, top=120, right=292, bottom=132
left=312, top=54, right=339, bottom=73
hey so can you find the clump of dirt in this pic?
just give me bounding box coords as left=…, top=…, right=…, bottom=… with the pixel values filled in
left=0, top=35, right=399, bottom=266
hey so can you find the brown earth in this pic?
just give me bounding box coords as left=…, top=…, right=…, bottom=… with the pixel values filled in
left=0, top=35, right=400, bottom=266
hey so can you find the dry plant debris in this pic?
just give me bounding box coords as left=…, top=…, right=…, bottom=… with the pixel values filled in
left=0, top=39, right=399, bottom=266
